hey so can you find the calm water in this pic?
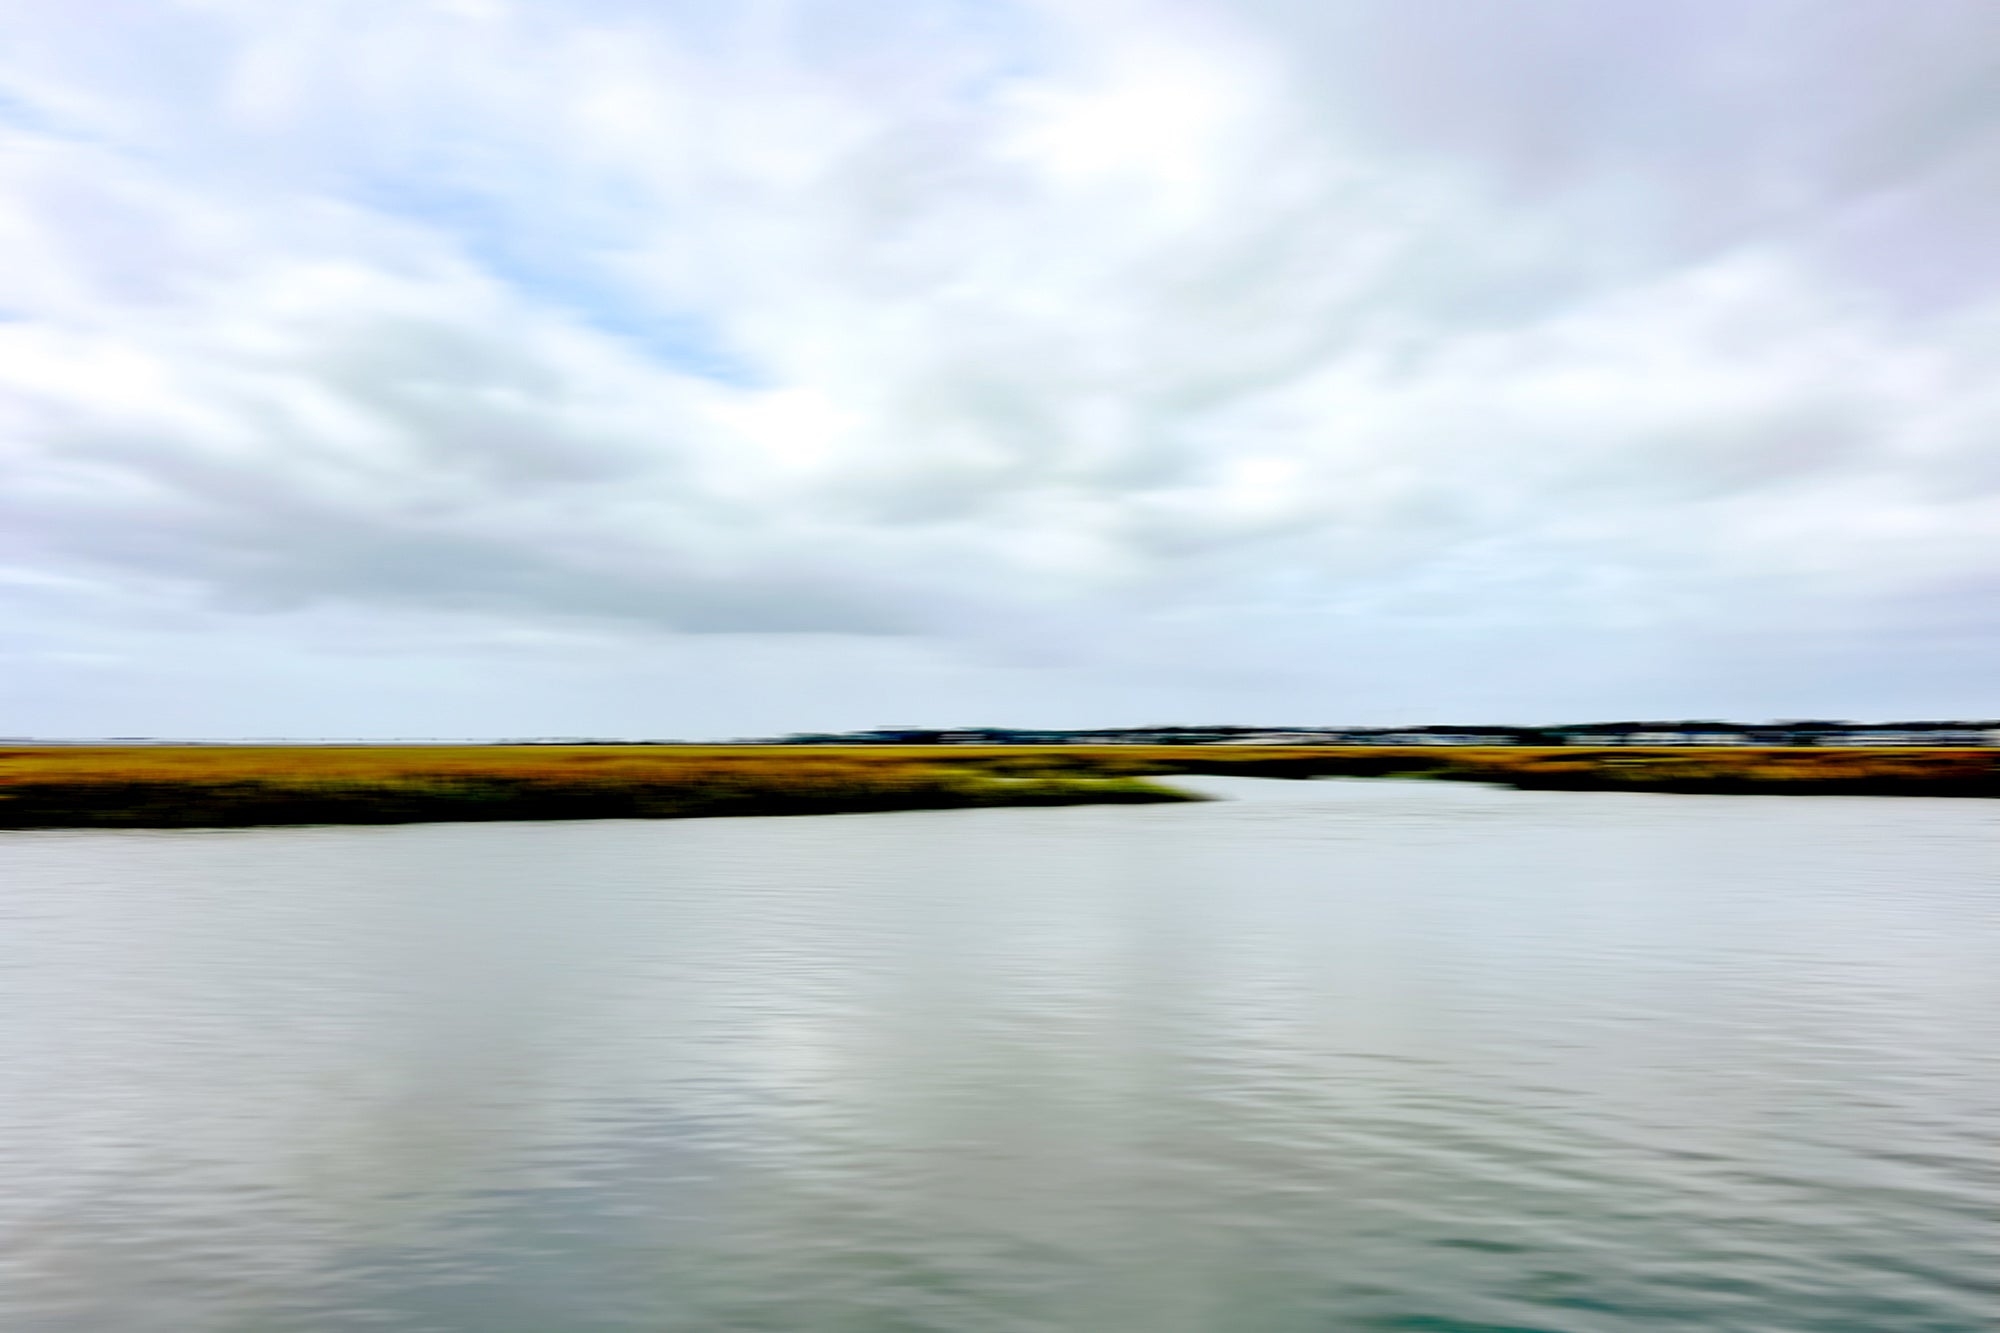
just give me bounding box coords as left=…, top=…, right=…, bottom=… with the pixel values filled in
left=2, top=778, right=1996, bottom=1333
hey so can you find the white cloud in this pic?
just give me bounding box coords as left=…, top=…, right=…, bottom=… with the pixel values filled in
left=1, top=0, right=1997, bottom=732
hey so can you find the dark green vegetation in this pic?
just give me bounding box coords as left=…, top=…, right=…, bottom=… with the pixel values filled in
left=2, top=744, right=1997, bottom=830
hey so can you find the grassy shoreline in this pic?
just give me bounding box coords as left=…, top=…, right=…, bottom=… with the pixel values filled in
left=2, top=744, right=1996, bottom=830
left=0, top=746, right=1194, bottom=830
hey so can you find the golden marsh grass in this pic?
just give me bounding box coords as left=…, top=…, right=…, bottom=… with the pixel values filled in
left=0, top=744, right=1993, bottom=829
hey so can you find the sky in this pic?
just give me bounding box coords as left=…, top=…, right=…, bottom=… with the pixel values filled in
left=3, top=0, right=1998, bottom=737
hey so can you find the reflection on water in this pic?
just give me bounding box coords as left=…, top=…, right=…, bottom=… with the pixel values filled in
left=1, top=777, right=1996, bottom=1332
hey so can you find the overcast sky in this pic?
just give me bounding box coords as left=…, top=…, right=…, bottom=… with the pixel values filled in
left=3, top=0, right=1997, bottom=737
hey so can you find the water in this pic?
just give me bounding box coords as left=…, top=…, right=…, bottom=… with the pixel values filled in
left=1, top=777, right=1996, bottom=1333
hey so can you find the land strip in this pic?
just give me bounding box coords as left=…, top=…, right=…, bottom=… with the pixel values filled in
left=1, top=745, right=1996, bottom=830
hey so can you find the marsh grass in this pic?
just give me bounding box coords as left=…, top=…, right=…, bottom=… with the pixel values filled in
left=1, top=744, right=1993, bottom=830
left=0, top=746, right=1195, bottom=829
left=1121, top=744, right=2000, bottom=794
left=1429, top=746, right=2000, bottom=796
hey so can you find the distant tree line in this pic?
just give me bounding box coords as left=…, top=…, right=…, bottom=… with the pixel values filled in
left=756, top=720, right=2000, bottom=747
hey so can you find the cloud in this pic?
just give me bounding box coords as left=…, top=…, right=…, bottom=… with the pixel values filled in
left=1, top=0, right=1997, bottom=730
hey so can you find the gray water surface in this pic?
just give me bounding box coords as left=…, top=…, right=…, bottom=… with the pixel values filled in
left=2, top=777, right=1996, bottom=1332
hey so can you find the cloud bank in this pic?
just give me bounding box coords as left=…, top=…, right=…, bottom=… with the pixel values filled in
left=2, top=0, right=1997, bottom=734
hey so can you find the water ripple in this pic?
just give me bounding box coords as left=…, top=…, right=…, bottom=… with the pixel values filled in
left=0, top=780, right=1995, bottom=1331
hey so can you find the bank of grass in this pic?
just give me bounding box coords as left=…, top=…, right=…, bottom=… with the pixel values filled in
left=1, top=744, right=1995, bottom=830
left=1106, top=744, right=2000, bottom=795
left=0, top=745, right=1198, bottom=830
left=1422, top=745, right=2000, bottom=796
